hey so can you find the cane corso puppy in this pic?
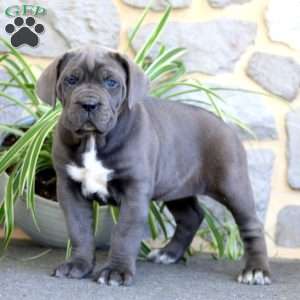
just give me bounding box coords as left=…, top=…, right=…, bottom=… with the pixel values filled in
left=36, top=46, right=271, bottom=286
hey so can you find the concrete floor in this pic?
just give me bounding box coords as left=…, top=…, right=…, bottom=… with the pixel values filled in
left=1, top=240, right=300, bottom=300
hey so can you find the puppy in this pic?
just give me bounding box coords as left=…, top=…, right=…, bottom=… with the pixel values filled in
left=36, top=46, right=271, bottom=286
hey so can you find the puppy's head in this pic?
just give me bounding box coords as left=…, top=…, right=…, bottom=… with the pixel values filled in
left=36, top=46, right=149, bottom=135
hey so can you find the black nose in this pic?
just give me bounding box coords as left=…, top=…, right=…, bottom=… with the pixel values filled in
left=81, top=103, right=99, bottom=112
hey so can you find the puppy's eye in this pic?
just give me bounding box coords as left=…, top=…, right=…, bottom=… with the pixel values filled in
left=103, top=78, right=119, bottom=89
left=64, top=75, right=79, bottom=86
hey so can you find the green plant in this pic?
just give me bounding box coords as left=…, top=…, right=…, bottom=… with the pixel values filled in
left=197, top=205, right=244, bottom=260
left=0, top=5, right=245, bottom=259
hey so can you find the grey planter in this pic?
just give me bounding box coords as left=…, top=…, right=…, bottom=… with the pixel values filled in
left=0, top=173, right=114, bottom=249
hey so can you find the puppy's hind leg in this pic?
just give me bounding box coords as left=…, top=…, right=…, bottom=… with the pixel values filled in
left=214, top=167, right=271, bottom=285
left=148, top=197, right=204, bottom=264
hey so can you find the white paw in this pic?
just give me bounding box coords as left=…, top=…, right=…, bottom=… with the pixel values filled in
left=108, top=279, right=121, bottom=287
left=237, top=270, right=271, bottom=285
left=97, top=276, right=106, bottom=285
left=147, top=249, right=177, bottom=264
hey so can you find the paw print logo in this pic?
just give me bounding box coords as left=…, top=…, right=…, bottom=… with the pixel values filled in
left=5, top=16, right=45, bottom=48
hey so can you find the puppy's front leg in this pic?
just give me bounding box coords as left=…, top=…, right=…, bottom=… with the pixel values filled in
left=94, top=185, right=149, bottom=286
left=53, top=174, right=95, bottom=279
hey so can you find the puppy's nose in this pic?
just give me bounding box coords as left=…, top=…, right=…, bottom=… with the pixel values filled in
left=81, top=103, right=99, bottom=112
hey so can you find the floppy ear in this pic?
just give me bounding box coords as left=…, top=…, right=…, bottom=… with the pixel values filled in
left=115, top=53, right=150, bottom=110
left=36, top=53, right=67, bottom=107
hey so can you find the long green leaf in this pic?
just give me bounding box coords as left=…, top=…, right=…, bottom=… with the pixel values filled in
left=109, top=206, right=120, bottom=224
left=1, top=170, right=16, bottom=252
left=145, top=48, right=186, bottom=79
left=25, top=112, right=58, bottom=224
left=150, top=63, right=183, bottom=83
left=0, top=54, right=9, bottom=63
left=150, top=202, right=168, bottom=240
left=148, top=209, right=159, bottom=239
left=66, top=239, right=72, bottom=259
left=4, top=57, right=30, bottom=86
left=201, top=205, right=225, bottom=258
left=0, top=38, right=36, bottom=83
left=0, top=125, right=24, bottom=137
left=127, top=0, right=154, bottom=49
left=0, top=108, right=59, bottom=179
left=134, top=6, right=172, bottom=65
left=139, top=241, right=151, bottom=258
left=2, top=63, right=38, bottom=107
left=17, top=111, right=59, bottom=195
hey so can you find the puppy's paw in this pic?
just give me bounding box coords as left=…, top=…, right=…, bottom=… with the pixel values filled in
left=94, top=266, right=134, bottom=287
left=147, top=249, right=178, bottom=264
left=52, top=258, right=94, bottom=279
left=237, top=269, right=271, bottom=285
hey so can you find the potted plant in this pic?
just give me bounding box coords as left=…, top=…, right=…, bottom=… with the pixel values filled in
left=0, top=6, right=245, bottom=258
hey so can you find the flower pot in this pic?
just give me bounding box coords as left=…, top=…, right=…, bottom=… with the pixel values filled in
left=0, top=173, right=114, bottom=249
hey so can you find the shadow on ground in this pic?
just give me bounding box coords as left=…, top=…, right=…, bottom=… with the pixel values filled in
left=1, top=240, right=300, bottom=300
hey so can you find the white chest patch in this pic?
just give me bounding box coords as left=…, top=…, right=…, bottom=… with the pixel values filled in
left=66, top=135, right=113, bottom=198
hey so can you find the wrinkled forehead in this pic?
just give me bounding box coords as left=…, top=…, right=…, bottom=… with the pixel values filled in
left=62, top=47, right=126, bottom=77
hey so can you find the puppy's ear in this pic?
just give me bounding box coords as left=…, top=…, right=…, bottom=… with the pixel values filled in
left=115, top=53, right=149, bottom=110
left=36, top=53, right=67, bottom=107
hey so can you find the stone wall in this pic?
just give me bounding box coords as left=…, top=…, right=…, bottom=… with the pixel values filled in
left=0, top=0, right=300, bottom=258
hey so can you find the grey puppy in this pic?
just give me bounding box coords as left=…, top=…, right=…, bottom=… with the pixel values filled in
left=36, top=46, right=271, bottom=286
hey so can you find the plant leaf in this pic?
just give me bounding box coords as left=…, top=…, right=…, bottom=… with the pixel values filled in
left=134, top=6, right=172, bottom=66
